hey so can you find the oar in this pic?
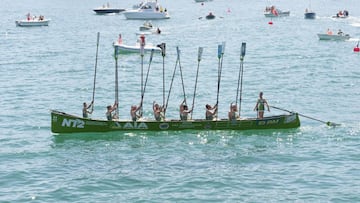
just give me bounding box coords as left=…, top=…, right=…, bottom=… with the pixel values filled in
left=139, top=49, right=155, bottom=117
left=270, top=105, right=340, bottom=127
left=191, top=47, right=203, bottom=119
left=236, top=42, right=246, bottom=117
left=91, top=32, right=100, bottom=113
left=177, top=47, right=187, bottom=104
left=164, top=47, right=180, bottom=118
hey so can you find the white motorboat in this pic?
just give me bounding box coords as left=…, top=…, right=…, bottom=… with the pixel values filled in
left=139, top=21, right=154, bottom=31
left=264, top=6, right=290, bottom=17
left=15, top=15, right=50, bottom=27
left=317, top=33, right=350, bottom=41
left=113, top=35, right=161, bottom=54
left=123, top=1, right=170, bottom=20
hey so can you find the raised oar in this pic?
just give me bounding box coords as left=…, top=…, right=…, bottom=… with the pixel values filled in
left=237, top=42, right=246, bottom=116
left=270, top=106, right=340, bottom=127
left=164, top=47, right=180, bottom=118
left=177, top=47, right=187, bottom=104
left=139, top=49, right=155, bottom=117
left=139, top=35, right=145, bottom=115
left=91, top=32, right=100, bottom=113
left=191, top=47, right=203, bottom=119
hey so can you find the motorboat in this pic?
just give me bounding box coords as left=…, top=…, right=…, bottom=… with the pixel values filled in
left=304, top=8, right=316, bottom=19
left=317, top=32, right=350, bottom=41
left=139, top=21, right=153, bottom=31
left=15, top=14, right=50, bottom=27
left=205, top=12, right=216, bottom=20
left=93, top=3, right=126, bottom=14
left=123, top=1, right=170, bottom=20
left=332, top=10, right=349, bottom=18
left=264, top=6, right=290, bottom=17
left=194, top=0, right=213, bottom=2
left=113, top=34, right=161, bottom=54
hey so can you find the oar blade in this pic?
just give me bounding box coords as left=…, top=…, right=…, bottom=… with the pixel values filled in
left=198, top=47, right=203, bottom=61
left=241, top=42, right=246, bottom=58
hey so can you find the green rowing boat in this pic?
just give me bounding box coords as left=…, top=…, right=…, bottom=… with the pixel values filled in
left=50, top=39, right=302, bottom=134
left=51, top=110, right=300, bottom=133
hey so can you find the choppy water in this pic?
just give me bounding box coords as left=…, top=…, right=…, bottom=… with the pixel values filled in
left=1, top=0, right=360, bottom=202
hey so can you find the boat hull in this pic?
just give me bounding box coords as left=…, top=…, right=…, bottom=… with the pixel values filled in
left=51, top=110, right=300, bottom=134
left=113, top=42, right=161, bottom=54
left=93, top=8, right=125, bottom=14
left=264, top=11, right=290, bottom=17
left=123, top=10, right=170, bottom=19
left=15, top=19, right=50, bottom=27
left=317, top=34, right=350, bottom=41
left=304, top=12, right=316, bottom=19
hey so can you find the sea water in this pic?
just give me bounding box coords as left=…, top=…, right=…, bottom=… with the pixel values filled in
left=0, top=0, right=359, bottom=202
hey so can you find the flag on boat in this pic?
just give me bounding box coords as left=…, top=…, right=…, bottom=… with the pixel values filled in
left=272, top=8, right=278, bottom=16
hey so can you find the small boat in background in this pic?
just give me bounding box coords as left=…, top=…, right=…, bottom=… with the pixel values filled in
left=15, top=13, right=50, bottom=27
left=304, top=9, right=316, bottom=19
left=264, top=6, right=290, bottom=17
left=93, top=3, right=125, bottom=14
left=194, top=0, right=213, bottom=2
left=139, top=21, right=154, bottom=31
left=304, top=0, right=316, bottom=19
left=205, top=12, right=216, bottom=20
left=123, top=1, right=170, bottom=20
left=317, top=29, right=350, bottom=41
left=332, top=10, right=349, bottom=18
left=113, top=34, right=161, bottom=54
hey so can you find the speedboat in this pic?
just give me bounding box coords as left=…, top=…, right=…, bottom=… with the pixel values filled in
left=123, top=1, right=170, bottom=20
left=264, top=6, right=290, bottom=17
left=139, top=21, right=153, bottom=31
left=304, top=8, right=316, bottom=19
left=113, top=35, right=161, bottom=54
left=332, top=10, right=349, bottom=18
left=15, top=14, right=50, bottom=27
left=93, top=4, right=126, bottom=14
left=113, top=42, right=162, bottom=54
left=317, top=33, right=350, bottom=41
left=195, top=0, right=213, bottom=2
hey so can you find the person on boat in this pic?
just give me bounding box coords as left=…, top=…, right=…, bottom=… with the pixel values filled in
left=337, top=29, right=343, bottom=36
left=228, top=103, right=239, bottom=121
left=327, top=28, right=333, bottom=35
left=130, top=104, right=142, bottom=122
left=153, top=102, right=164, bottom=121
left=156, top=28, right=161, bottom=34
left=205, top=104, right=217, bottom=120
left=254, top=92, right=270, bottom=119
left=180, top=100, right=192, bottom=121
left=106, top=101, right=118, bottom=121
left=82, top=101, right=93, bottom=118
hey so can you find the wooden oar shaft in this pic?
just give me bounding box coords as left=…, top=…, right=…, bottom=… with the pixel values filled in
left=91, top=32, right=100, bottom=111
left=270, top=106, right=339, bottom=126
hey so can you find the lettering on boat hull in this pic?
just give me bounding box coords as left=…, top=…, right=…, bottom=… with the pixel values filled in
left=285, top=114, right=297, bottom=123
left=61, top=118, right=85, bottom=128
left=123, top=122, right=149, bottom=130
left=257, top=118, right=280, bottom=126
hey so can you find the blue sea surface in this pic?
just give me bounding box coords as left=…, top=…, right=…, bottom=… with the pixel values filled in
left=1, top=0, right=360, bottom=202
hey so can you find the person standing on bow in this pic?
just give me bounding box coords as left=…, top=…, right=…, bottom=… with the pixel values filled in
left=254, top=92, right=270, bottom=119
left=82, top=101, right=94, bottom=118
